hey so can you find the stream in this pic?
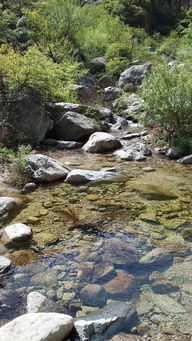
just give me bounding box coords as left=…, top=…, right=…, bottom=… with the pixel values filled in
left=0, top=143, right=192, bottom=340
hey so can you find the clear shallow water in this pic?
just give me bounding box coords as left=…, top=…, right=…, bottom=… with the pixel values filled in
left=0, top=149, right=192, bottom=340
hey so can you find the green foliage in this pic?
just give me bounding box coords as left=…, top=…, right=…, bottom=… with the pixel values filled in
left=0, top=44, right=83, bottom=102
left=8, top=145, right=32, bottom=187
left=0, top=147, right=14, bottom=165
left=105, top=42, right=131, bottom=75
left=140, top=64, right=192, bottom=144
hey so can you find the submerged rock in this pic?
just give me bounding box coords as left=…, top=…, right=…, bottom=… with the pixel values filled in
left=0, top=197, right=16, bottom=217
left=92, top=261, right=115, bottom=283
left=0, top=312, right=74, bottom=341
left=74, top=302, right=137, bottom=341
left=80, top=284, right=107, bottom=307
left=139, top=248, right=172, bottom=267
left=83, top=132, right=122, bottom=153
left=1, top=223, right=32, bottom=246
left=26, top=154, right=69, bottom=182
left=104, top=271, right=136, bottom=299
left=110, top=334, right=143, bottom=341
left=65, top=169, right=114, bottom=185
left=103, top=238, right=139, bottom=265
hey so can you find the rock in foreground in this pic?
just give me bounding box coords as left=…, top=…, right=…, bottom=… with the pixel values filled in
left=0, top=256, right=12, bottom=274
left=83, top=132, right=122, bottom=153
left=0, top=312, right=74, bottom=341
left=1, top=223, right=32, bottom=246
left=65, top=169, right=114, bottom=185
left=75, top=302, right=136, bottom=341
left=26, top=154, right=69, bottom=182
left=0, top=197, right=16, bottom=217
left=178, top=154, right=192, bottom=164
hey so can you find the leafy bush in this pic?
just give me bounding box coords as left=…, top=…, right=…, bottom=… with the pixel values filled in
left=0, top=44, right=83, bottom=102
left=8, top=145, right=32, bottom=187
left=140, top=64, right=192, bottom=145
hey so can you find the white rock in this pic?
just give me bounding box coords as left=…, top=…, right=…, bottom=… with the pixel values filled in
left=26, top=154, right=70, bottom=182
left=0, top=312, right=74, bottom=341
left=83, top=132, right=121, bottom=153
left=27, top=291, right=47, bottom=313
left=1, top=223, right=32, bottom=246
left=0, top=197, right=16, bottom=217
left=177, top=154, right=192, bottom=164
left=0, top=256, right=12, bottom=274
left=65, top=169, right=113, bottom=185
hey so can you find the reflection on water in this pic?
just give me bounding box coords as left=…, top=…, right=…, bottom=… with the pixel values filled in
left=0, top=150, right=192, bottom=340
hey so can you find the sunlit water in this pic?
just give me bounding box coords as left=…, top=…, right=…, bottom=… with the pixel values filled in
left=0, top=147, right=192, bottom=340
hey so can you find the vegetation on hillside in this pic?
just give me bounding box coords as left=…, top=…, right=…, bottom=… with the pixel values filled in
left=0, top=0, right=192, bottom=152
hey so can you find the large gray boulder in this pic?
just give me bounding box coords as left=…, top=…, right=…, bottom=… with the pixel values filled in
left=50, top=111, right=96, bottom=141
left=74, top=302, right=136, bottom=341
left=26, top=154, right=69, bottom=182
left=177, top=154, right=192, bottom=164
left=118, top=63, right=151, bottom=87
left=65, top=169, right=114, bottom=185
left=83, top=132, right=122, bottom=153
left=1, top=223, right=32, bottom=246
left=6, top=96, right=53, bottom=143
left=0, top=197, right=16, bottom=217
left=0, top=312, right=74, bottom=341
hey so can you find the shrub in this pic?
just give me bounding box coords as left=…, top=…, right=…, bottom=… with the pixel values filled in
left=0, top=44, right=83, bottom=103
left=8, top=145, right=32, bottom=187
left=140, top=64, right=192, bottom=145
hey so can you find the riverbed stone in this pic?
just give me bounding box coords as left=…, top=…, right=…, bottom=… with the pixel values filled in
left=104, top=271, right=136, bottom=299
left=83, top=132, right=122, bottom=153
left=77, top=262, right=94, bottom=281
left=74, top=302, right=137, bottom=341
left=139, top=248, right=172, bottom=267
left=114, top=143, right=152, bottom=161
left=0, top=312, right=74, bottom=341
left=92, top=261, right=115, bottom=283
left=0, top=197, right=16, bottom=217
left=1, top=223, right=32, bottom=246
left=151, top=279, right=179, bottom=294
left=27, top=291, right=47, bottom=313
left=178, top=154, right=192, bottom=164
left=66, top=169, right=113, bottom=185
left=103, top=238, right=139, bottom=265
left=80, top=284, right=107, bottom=307
left=110, top=334, right=143, bottom=341
left=26, top=154, right=69, bottom=182
left=0, top=256, right=12, bottom=274
left=10, top=249, right=37, bottom=266
left=31, top=269, right=58, bottom=287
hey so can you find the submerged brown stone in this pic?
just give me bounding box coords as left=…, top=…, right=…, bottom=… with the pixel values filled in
left=104, top=271, right=136, bottom=299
